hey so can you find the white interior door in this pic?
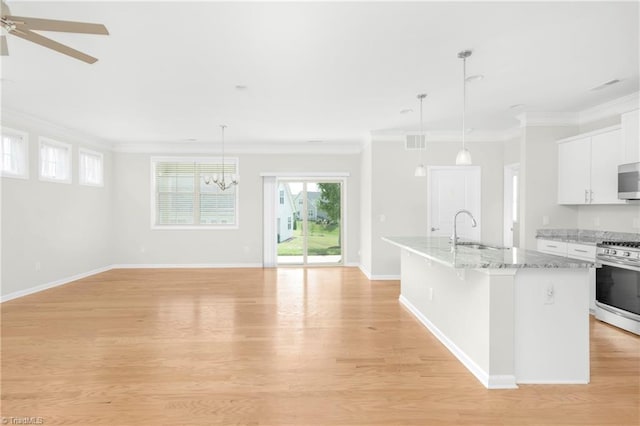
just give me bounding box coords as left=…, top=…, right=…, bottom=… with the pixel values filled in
left=428, top=166, right=481, bottom=241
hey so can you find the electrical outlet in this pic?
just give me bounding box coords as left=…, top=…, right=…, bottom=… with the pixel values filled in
left=379, top=214, right=386, bottom=223
left=544, top=284, right=554, bottom=305
left=542, top=215, right=550, bottom=226
left=243, top=246, right=250, bottom=254
left=594, top=216, right=601, bottom=227
left=428, top=288, right=434, bottom=301
left=35, top=262, right=41, bottom=272
left=633, top=218, right=640, bottom=229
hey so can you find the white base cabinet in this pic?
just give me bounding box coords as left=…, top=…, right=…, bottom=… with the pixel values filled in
left=537, top=239, right=596, bottom=313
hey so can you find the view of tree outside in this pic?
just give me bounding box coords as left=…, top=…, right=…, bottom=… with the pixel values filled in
left=277, top=181, right=342, bottom=261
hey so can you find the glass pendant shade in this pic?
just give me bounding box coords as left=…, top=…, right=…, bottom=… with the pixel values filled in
left=414, top=164, right=427, bottom=177
left=455, top=148, right=472, bottom=165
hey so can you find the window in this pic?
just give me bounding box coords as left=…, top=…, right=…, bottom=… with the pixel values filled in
left=287, top=216, right=292, bottom=230
left=1, top=127, right=28, bottom=178
left=280, top=190, right=285, bottom=205
left=39, top=138, right=71, bottom=183
left=79, top=148, right=104, bottom=186
left=152, top=158, right=239, bottom=228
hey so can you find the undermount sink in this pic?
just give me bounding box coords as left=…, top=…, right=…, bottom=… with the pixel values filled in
left=455, top=242, right=507, bottom=251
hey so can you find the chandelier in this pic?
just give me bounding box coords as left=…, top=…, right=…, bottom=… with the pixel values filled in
left=203, top=124, right=238, bottom=191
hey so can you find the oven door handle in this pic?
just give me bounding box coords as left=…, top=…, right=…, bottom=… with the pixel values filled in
left=597, top=259, right=640, bottom=272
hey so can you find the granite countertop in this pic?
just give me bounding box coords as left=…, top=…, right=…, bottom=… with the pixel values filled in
left=535, top=229, right=640, bottom=246
left=536, top=235, right=600, bottom=246
left=383, top=236, right=596, bottom=269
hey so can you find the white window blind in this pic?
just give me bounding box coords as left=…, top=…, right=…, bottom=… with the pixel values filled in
left=39, top=138, right=71, bottom=183
left=153, top=159, right=238, bottom=228
left=1, top=128, right=28, bottom=178
left=79, top=148, right=104, bottom=186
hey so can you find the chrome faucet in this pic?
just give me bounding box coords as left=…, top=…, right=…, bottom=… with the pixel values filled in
left=451, top=209, right=478, bottom=248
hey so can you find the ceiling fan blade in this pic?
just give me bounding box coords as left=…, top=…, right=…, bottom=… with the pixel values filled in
left=1, top=36, right=7, bottom=56
left=10, top=28, right=98, bottom=63
left=7, top=15, right=108, bottom=35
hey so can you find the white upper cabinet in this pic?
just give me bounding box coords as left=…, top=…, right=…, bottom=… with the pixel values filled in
left=591, top=129, right=625, bottom=204
left=558, top=137, right=591, bottom=204
left=621, top=109, right=639, bottom=164
left=557, top=126, right=626, bottom=205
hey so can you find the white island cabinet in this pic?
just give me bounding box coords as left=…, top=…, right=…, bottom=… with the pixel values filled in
left=384, top=237, right=595, bottom=389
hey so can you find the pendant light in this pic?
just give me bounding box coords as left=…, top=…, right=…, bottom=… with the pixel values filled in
left=203, top=124, right=238, bottom=191
left=455, top=50, right=473, bottom=165
left=414, top=93, right=427, bottom=177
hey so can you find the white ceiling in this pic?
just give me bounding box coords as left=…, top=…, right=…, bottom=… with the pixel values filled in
left=1, top=1, right=639, bottom=146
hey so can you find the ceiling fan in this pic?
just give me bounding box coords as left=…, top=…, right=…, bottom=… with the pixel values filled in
left=0, top=1, right=108, bottom=64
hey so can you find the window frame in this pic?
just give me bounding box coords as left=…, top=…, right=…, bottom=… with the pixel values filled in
left=38, top=137, right=72, bottom=184
left=150, top=156, right=240, bottom=230
left=78, top=147, right=104, bottom=187
left=1, top=127, right=29, bottom=179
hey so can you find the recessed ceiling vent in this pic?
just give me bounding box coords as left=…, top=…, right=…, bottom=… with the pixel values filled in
left=405, top=134, right=426, bottom=150
left=590, top=79, right=621, bottom=91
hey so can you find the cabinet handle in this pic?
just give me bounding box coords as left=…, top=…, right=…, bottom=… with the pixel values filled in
left=574, top=249, right=588, bottom=253
left=547, top=244, right=558, bottom=248
left=590, top=190, right=594, bottom=203
left=584, top=189, right=588, bottom=203
left=431, top=227, right=440, bottom=231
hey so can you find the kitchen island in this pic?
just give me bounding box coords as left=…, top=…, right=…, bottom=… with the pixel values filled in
left=383, top=236, right=596, bottom=389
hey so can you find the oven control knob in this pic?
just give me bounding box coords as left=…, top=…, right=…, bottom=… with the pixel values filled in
left=610, top=249, right=617, bottom=255
left=622, top=252, right=631, bottom=257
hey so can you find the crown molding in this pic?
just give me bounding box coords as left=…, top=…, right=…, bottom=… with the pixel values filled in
left=111, top=140, right=363, bottom=155
left=515, top=91, right=640, bottom=129
left=1, top=107, right=115, bottom=151
left=515, top=112, right=579, bottom=128
left=370, top=129, right=512, bottom=144
left=578, top=91, right=639, bottom=125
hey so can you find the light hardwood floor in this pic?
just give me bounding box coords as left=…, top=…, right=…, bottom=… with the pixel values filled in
left=1, top=267, right=639, bottom=425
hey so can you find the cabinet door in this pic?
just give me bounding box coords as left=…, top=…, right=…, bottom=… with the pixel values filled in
left=558, top=137, right=591, bottom=204
left=590, top=129, right=625, bottom=204
left=622, top=109, right=639, bottom=163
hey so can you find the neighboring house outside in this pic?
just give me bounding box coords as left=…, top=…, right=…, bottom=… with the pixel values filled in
left=293, top=191, right=327, bottom=222
left=277, top=184, right=296, bottom=243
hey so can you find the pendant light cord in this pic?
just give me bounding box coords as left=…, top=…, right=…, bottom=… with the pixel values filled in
left=220, top=124, right=226, bottom=183
left=419, top=95, right=423, bottom=163
left=462, top=55, right=466, bottom=150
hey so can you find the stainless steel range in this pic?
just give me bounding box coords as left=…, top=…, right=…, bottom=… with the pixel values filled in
left=595, top=241, right=640, bottom=335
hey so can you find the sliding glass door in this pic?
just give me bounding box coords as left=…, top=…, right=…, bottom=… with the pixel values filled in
left=277, top=180, right=342, bottom=265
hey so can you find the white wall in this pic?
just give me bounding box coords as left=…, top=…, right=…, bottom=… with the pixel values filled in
left=519, top=125, right=580, bottom=249
left=503, top=136, right=520, bottom=165
left=366, top=138, right=505, bottom=277
left=111, top=152, right=360, bottom=266
left=359, top=141, right=373, bottom=276
left=1, top=116, right=113, bottom=299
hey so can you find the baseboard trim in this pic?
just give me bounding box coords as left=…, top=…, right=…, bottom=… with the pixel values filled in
left=358, top=265, right=400, bottom=281
left=111, top=263, right=264, bottom=269
left=399, top=294, right=518, bottom=390
left=359, top=265, right=372, bottom=280
left=1, top=265, right=113, bottom=303
left=370, top=274, right=401, bottom=281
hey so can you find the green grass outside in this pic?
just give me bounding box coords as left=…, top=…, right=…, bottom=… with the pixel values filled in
left=278, top=220, right=341, bottom=256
